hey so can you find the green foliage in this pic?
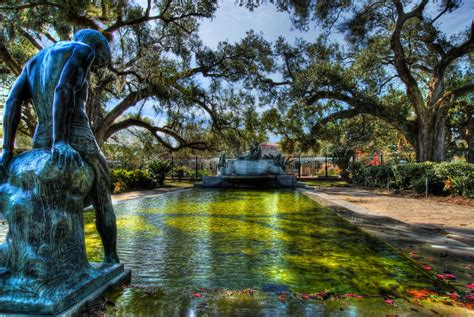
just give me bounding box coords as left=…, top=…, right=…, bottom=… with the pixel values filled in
left=197, top=169, right=212, bottom=177
left=173, top=165, right=192, bottom=178
left=349, top=162, right=474, bottom=198
left=111, top=168, right=155, bottom=193
left=148, top=160, right=174, bottom=186
left=392, top=163, right=443, bottom=195
left=433, top=161, right=474, bottom=197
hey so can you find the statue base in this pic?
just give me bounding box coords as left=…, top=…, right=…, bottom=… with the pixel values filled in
left=0, top=262, right=131, bottom=315
left=0, top=149, right=130, bottom=315
left=197, top=175, right=307, bottom=188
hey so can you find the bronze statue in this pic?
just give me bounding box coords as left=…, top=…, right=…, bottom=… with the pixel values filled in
left=238, top=141, right=262, bottom=160
left=0, top=29, right=119, bottom=263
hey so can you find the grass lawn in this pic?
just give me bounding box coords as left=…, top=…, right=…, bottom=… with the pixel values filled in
left=164, top=179, right=198, bottom=188
left=302, top=179, right=349, bottom=187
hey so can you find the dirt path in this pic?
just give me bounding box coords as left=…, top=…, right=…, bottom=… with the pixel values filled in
left=112, top=187, right=191, bottom=203
left=318, top=187, right=474, bottom=246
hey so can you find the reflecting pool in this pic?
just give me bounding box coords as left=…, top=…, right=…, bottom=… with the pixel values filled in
left=83, top=189, right=469, bottom=316
left=0, top=189, right=469, bottom=315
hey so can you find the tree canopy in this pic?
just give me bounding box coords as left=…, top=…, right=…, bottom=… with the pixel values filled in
left=245, top=0, right=473, bottom=162
left=0, top=0, right=273, bottom=154
left=0, top=0, right=472, bottom=163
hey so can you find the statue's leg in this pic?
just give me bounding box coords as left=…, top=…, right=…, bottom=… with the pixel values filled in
left=83, top=153, right=119, bottom=264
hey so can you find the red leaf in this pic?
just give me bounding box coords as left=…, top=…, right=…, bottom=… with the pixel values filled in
left=302, top=294, right=309, bottom=300
left=407, top=289, right=433, bottom=299
left=344, top=293, right=363, bottom=299
left=449, top=293, right=459, bottom=300
left=278, top=294, right=288, bottom=302
left=421, top=265, right=433, bottom=271
left=436, top=273, right=456, bottom=280
left=384, top=299, right=394, bottom=305
left=466, top=283, right=474, bottom=290
left=466, top=294, right=474, bottom=300
left=193, top=293, right=202, bottom=298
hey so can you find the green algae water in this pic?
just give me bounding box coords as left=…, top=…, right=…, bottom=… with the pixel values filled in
left=81, top=190, right=472, bottom=315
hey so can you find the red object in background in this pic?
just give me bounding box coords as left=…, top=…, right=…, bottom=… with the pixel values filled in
left=369, top=152, right=381, bottom=166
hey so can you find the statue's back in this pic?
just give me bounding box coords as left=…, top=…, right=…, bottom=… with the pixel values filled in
left=26, top=42, right=81, bottom=126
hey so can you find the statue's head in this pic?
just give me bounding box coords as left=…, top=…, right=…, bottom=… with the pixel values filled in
left=72, top=29, right=111, bottom=70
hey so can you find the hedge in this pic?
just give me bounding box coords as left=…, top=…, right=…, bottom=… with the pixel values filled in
left=111, top=168, right=156, bottom=193
left=349, top=161, right=474, bottom=198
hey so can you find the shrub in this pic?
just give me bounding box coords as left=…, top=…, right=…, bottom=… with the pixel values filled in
left=173, top=165, right=192, bottom=178
left=433, top=162, right=474, bottom=198
left=111, top=168, right=155, bottom=193
left=348, top=161, right=473, bottom=198
left=148, top=160, right=173, bottom=186
left=348, top=163, right=393, bottom=188
left=198, top=169, right=212, bottom=177
left=392, top=163, right=444, bottom=195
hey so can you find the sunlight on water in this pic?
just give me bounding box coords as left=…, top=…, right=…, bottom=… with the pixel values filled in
left=1, top=189, right=465, bottom=315
left=81, top=189, right=462, bottom=315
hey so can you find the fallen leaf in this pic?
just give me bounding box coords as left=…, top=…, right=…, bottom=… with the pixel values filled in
left=421, top=265, right=433, bottom=271
left=466, top=283, right=474, bottom=290
left=465, top=294, right=474, bottom=300
left=384, top=299, right=394, bottom=305
left=436, top=273, right=456, bottom=280
left=193, top=293, right=202, bottom=298
left=344, top=293, right=363, bottom=299
left=278, top=294, right=287, bottom=302
left=449, top=293, right=459, bottom=300
left=407, top=289, right=433, bottom=299
left=302, top=294, right=309, bottom=300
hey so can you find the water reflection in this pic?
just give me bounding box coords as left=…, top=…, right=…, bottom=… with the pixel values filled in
left=2, top=189, right=456, bottom=315
left=85, top=189, right=438, bottom=294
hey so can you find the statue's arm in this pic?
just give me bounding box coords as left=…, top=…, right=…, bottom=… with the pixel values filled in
left=50, top=46, right=94, bottom=169
left=52, top=46, right=94, bottom=145
left=1, top=69, right=31, bottom=166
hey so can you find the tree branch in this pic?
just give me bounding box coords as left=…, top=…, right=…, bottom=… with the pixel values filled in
left=18, top=28, right=43, bottom=50
left=310, top=109, right=360, bottom=134
left=429, top=21, right=474, bottom=105
left=435, top=83, right=474, bottom=110
left=101, top=85, right=157, bottom=130
left=105, top=118, right=208, bottom=151
left=0, top=1, right=63, bottom=11
left=0, top=43, right=21, bottom=76
left=390, top=0, right=428, bottom=115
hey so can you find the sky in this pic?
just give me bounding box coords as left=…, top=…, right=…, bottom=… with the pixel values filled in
left=199, top=1, right=473, bottom=48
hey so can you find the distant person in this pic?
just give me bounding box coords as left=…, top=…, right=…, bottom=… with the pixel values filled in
left=0, top=29, right=119, bottom=263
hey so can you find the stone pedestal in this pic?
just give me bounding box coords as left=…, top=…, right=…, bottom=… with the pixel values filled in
left=219, top=159, right=285, bottom=176
left=198, top=175, right=307, bottom=188
left=0, top=149, right=130, bottom=315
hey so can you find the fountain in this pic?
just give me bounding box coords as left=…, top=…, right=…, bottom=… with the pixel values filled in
left=199, top=142, right=305, bottom=188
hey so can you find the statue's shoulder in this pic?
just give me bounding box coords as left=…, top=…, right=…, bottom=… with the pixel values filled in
left=49, top=42, right=95, bottom=63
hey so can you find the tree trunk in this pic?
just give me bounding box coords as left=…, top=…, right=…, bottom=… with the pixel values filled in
left=468, top=109, right=474, bottom=163
left=415, top=111, right=446, bottom=162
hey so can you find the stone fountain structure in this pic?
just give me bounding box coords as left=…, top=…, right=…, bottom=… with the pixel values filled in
left=200, top=142, right=305, bottom=188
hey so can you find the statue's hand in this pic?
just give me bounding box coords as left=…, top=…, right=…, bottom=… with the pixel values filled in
left=51, top=142, right=83, bottom=171
left=0, top=150, right=13, bottom=179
